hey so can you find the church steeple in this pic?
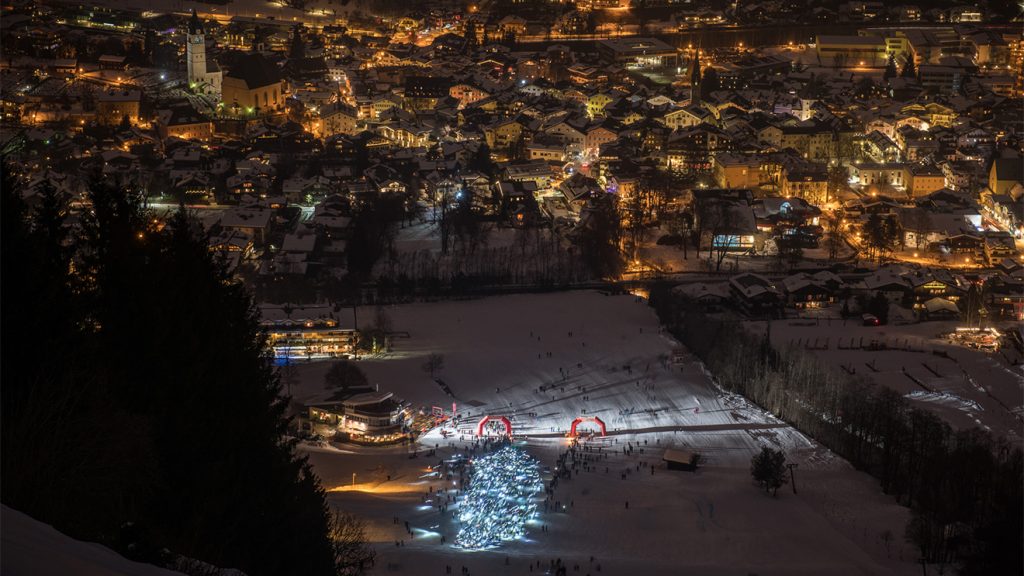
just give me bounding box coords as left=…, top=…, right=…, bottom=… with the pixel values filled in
left=188, top=9, right=203, bottom=36
left=690, top=45, right=702, bottom=104
left=288, top=25, right=306, bottom=61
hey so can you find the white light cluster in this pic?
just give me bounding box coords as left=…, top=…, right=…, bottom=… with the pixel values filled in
left=455, top=446, right=543, bottom=550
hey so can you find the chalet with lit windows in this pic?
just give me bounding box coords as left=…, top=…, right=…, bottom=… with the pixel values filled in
left=449, top=83, right=490, bottom=108
left=672, top=282, right=730, bottom=312
left=527, top=136, right=567, bottom=162
left=496, top=180, right=541, bottom=227
left=853, top=270, right=911, bottom=304
left=218, top=206, right=273, bottom=244
left=729, top=273, right=782, bottom=316
left=172, top=172, right=214, bottom=203
left=900, top=101, right=956, bottom=128
left=282, top=175, right=334, bottom=205
left=903, top=269, right=965, bottom=304
left=921, top=297, right=960, bottom=320
left=227, top=172, right=273, bottom=199
left=985, top=265, right=1024, bottom=320
left=559, top=172, right=604, bottom=209
left=781, top=272, right=840, bottom=309
left=660, top=105, right=712, bottom=131
left=567, top=66, right=608, bottom=86
left=208, top=227, right=252, bottom=272
left=947, top=233, right=986, bottom=261
left=982, top=232, right=1014, bottom=261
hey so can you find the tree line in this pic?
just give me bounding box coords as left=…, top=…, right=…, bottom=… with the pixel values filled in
left=1, top=167, right=372, bottom=575
left=650, top=286, right=1022, bottom=575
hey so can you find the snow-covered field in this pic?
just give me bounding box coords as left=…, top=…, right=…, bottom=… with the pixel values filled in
left=289, top=292, right=920, bottom=575
left=755, top=317, right=1024, bottom=441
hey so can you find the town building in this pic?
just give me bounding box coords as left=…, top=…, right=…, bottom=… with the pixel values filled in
left=222, top=53, right=287, bottom=115
left=307, top=390, right=409, bottom=443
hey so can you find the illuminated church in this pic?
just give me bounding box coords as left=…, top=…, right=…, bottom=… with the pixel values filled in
left=186, top=10, right=222, bottom=96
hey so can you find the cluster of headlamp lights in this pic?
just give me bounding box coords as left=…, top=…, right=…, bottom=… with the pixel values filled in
left=455, top=446, right=544, bottom=550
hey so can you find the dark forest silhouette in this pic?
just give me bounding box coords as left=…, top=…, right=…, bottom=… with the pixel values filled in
left=1, top=166, right=371, bottom=575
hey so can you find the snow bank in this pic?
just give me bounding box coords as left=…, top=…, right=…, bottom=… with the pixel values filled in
left=1, top=506, right=185, bottom=576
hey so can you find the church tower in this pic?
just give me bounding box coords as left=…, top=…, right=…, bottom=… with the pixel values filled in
left=690, top=45, right=702, bottom=105
left=185, top=10, right=221, bottom=96
left=187, top=10, right=207, bottom=90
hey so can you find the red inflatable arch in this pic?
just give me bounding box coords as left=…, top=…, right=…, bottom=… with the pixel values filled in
left=569, top=416, right=607, bottom=437
left=476, top=415, right=513, bottom=437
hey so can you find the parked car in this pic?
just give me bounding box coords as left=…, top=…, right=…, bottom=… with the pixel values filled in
left=862, top=313, right=880, bottom=326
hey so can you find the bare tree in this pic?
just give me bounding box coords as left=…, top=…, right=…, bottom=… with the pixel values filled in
left=701, top=202, right=743, bottom=272
left=825, top=214, right=844, bottom=261
left=374, top=305, right=392, bottom=333
left=437, top=185, right=454, bottom=255
left=331, top=510, right=375, bottom=576
left=666, top=210, right=693, bottom=260
left=422, top=353, right=445, bottom=378
left=279, top=361, right=298, bottom=397
left=622, top=184, right=654, bottom=263
left=826, top=164, right=848, bottom=203
left=909, top=209, right=932, bottom=251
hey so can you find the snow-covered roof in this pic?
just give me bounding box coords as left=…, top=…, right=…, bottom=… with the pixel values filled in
left=860, top=271, right=910, bottom=291
left=258, top=304, right=347, bottom=327
left=729, top=273, right=779, bottom=299
left=219, top=208, right=272, bottom=230
left=282, top=232, right=317, bottom=253
left=924, top=297, right=959, bottom=315
left=672, top=282, right=730, bottom=301
left=343, top=391, right=394, bottom=407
